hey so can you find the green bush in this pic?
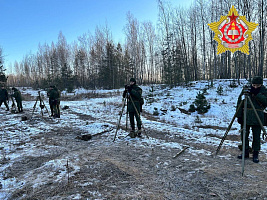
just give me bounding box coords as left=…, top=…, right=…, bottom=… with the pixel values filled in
left=216, top=85, right=223, bottom=95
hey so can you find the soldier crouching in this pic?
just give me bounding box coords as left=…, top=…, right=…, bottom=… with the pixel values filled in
left=11, top=87, right=23, bottom=112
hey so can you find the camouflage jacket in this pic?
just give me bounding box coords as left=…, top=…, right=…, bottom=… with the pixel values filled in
left=236, top=85, right=267, bottom=125
left=12, top=88, right=22, bottom=102
left=48, top=88, right=60, bottom=100
left=0, top=88, right=8, bottom=101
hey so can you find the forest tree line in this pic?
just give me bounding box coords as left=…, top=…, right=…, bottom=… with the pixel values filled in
left=1, top=0, right=267, bottom=91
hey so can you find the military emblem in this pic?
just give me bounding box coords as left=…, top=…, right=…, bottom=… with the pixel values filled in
left=208, top=5, right=258, bottom=55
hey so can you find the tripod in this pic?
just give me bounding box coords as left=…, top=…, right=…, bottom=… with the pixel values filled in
left=32, top=91, right=50, bottom=117
left=113, top=91, right=148, bottom=142
left=216, top=92, right=267, bottom=176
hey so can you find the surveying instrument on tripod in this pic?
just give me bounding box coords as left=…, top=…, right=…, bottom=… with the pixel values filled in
left=113, top=78, right=148, bottom=142
left=32, top=91, right=50, bottom=117
left=216, top=77, right=267, bottom=176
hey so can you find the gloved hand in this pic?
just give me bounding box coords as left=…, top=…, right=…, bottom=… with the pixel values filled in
left=242, top=87, right=251, bottom=95
left=126, top=85, right=132, bottom=92
left=250, top=86, right=261, bottom=96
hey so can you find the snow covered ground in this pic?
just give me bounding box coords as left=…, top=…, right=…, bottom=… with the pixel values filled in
left=0, top=79, right=267, bottom=199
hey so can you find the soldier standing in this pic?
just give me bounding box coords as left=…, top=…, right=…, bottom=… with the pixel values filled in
left=0, top=85, right=9, bottom=111
left=236, top=76, right=267, bottom=163
left=11, top=87, right=23, bottom=112
left=123, top=78, right=143, bottom=138
left=47, top=86, right=60, bottom=118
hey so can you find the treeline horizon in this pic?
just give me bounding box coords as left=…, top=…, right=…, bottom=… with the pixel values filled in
left=1, top=0, right=267, bottom=91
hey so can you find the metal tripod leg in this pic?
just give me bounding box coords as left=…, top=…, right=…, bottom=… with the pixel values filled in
left=215, top=99, right=243, bottom=155
left=113, top=96, right=127, bottom=142
left=128, top=94, right=149, bottom=139
left=241, top=96, right=247, bottom=176
left=40, top=98, right=50, bottom=116
left=32, top=96, right=39, bottom=116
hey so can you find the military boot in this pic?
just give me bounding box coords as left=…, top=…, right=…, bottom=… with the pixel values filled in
left=253, top=151, right=259, bottom=163
left=137, top=129, right=142, bottom=138
left=237, top=149, right=249, bottom=159
left=130, top=130, right=136, bottom=138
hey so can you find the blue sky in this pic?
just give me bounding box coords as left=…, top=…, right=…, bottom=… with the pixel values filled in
left=0, top=0, right=192, bottom=67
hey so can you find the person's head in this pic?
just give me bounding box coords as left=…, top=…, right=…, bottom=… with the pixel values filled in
left=12, top=87, right=15, bottom=90
left=130, top=78, right=136, bottom=85
left=252, top=76, right=263, bottom=89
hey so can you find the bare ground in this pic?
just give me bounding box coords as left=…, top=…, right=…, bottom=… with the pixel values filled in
left=1, top=108, right=267, bottom=200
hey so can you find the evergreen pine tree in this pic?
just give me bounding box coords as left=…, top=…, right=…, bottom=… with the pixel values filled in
left=0, top=60, right=7, bottom=83
left=216, top=85, right=223, bottom=95
left=193, top=92, right=211, bottom=114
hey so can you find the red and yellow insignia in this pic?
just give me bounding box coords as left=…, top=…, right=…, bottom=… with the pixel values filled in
left=208, top=5, right=258, bottom=55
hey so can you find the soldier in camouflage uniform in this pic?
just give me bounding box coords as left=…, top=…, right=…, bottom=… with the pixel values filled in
left=47, top=86, right=61, bottom=118
left=123, top=78, right=143, bottom=138
left=11, top=87, right=23, bottom=112
left=0, top=85, right=9, bottom=111
left=236, top=76, right=267, bottom=163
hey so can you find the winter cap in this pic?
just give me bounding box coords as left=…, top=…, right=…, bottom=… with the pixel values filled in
left=252, top=76, right=263, bottom=84
left=130, top=78, right=136, bottom=83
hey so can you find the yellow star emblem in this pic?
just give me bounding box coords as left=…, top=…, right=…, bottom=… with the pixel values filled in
left=208, top=5, right=258, bottom=55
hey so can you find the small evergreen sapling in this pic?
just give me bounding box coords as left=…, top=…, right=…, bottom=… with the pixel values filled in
left=216, top=85, right=224, bottom=95
left=190, top=92, right=211, bottom=114
left=0, top=61, right=7, bottom=83
left=194, top=115, right=202, bottom=123
left=148, top=86, right=154, bottom=97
